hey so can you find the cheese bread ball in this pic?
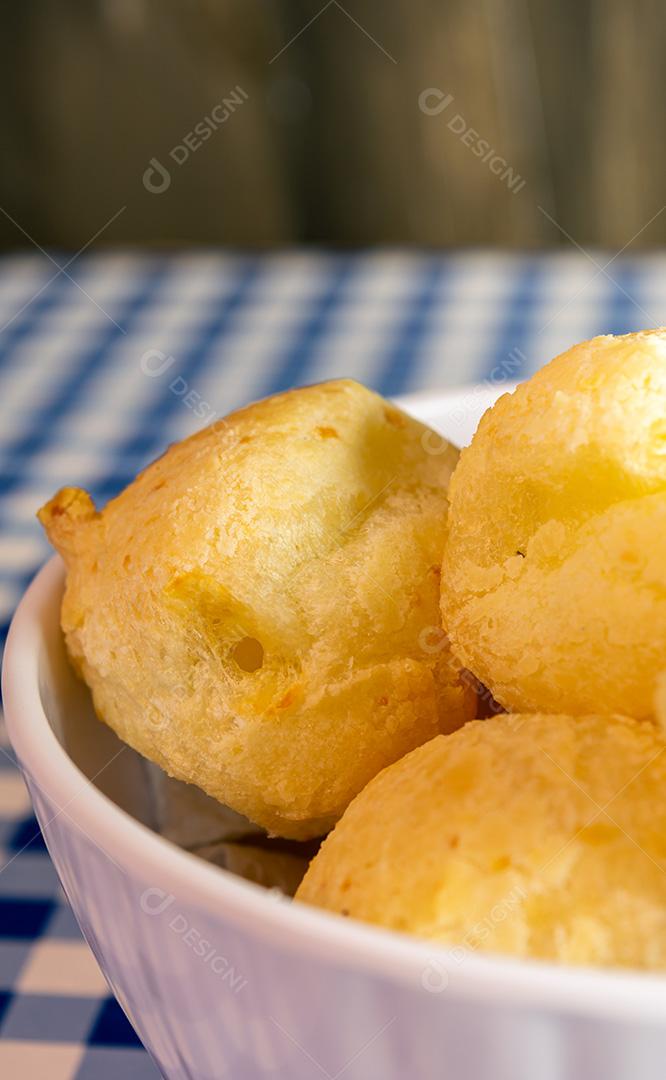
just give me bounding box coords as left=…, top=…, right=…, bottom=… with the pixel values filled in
left=442, top=329, right=666, bottom=717
left=297, top=713, right=666, bottom=969
left=39, top=379, right=473, bottom=839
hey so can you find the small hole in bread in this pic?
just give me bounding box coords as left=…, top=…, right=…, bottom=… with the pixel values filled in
left=232, top=636, right=264, bottom=672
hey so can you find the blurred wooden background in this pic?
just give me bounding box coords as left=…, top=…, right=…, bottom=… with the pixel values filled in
left=1, top=0, right=664, bottom=249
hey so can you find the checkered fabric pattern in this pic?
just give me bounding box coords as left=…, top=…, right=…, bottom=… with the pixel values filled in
left=1, top=248, right=666, bottom=1078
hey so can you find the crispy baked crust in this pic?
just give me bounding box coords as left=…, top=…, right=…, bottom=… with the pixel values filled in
left=442, top=330, right=666, bottom=718
left=297, top=713, right=666, bottom=969
left=39, top=379, right=472, bottom=838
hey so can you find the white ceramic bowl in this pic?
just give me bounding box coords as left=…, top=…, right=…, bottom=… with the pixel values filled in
left=4, top=387, right=666, bottom=1080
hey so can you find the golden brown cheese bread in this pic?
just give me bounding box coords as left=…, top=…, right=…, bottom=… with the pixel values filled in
left=297, top=713, right=666, bottom=969
left=39, top=379, right=473, bottom=839
left=441, top=329, right=666, bottom=718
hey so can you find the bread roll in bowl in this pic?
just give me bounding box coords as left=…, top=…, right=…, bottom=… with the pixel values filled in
left=39, top=379, right=473, bottom=839
left=442, top=329, right=666, bottom=718
left=297, top=713, right=666, bottom=969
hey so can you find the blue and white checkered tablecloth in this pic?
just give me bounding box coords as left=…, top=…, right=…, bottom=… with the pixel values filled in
left=1, top=248, right=666, bottom=1078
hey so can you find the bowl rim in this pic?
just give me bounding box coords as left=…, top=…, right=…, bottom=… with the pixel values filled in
left=5, top=386, right=666, bottom=1028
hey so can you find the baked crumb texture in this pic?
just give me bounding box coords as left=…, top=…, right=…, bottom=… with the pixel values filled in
left=297, top=713, right=666, bottom=970
left=442, top=329, right=666, bottom=720
left=38, top=379, right=473, bottom=839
